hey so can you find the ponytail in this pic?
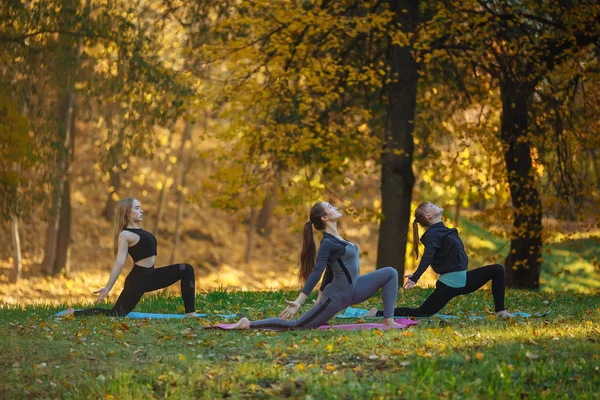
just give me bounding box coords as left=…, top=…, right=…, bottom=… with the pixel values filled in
left=299, top=221, right=316, bottom=283
left=413, top=201, right=434, bottom=259
left=412, top=219, right=420, bottom=259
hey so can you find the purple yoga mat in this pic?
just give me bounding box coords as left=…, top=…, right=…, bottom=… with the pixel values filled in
left=208, top=318, right=418, bottom=331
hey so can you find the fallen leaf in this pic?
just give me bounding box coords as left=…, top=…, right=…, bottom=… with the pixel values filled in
left=526, top=352, right=538, bottom=360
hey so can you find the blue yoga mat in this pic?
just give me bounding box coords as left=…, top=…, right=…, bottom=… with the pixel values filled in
left=336, top=307, right=551, bottom=319
left=55, top=310, right=237, bottom=319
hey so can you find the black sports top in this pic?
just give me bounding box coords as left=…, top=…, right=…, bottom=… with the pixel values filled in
left=122, top=228, right=157, bottom=262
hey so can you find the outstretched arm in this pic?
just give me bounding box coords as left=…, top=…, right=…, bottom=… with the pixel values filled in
left=280, top=240, right=339, bottom=319
left=94, top=233, right=129, bottom=303
left=406, top=238, right=440, bottom=288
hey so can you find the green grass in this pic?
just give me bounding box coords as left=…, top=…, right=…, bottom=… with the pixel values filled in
left=2, top=290, right=599, bottom=399
left=457, top=218, right=600, bottom=293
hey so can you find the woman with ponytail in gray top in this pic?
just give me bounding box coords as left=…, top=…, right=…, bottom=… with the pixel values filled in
left=230, top=201, right=401, bottom=330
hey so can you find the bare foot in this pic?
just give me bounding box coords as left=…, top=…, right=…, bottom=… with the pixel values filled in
left=185, top=312, right=199, bottom=318
left=230, top=317, right=250, bottom=329
left=383, top=318, right=402, bottom=328
left=364, top=307, right=378, bottom=317
left=496, top=310, right=513, bottom=318
left=63, top=308, right=75, bottom=317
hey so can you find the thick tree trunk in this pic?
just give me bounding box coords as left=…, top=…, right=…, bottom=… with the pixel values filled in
left=500, top=84, right=543, bottom=289
left=42, top=83, right=76, bottom=276
left=42, top=0, right=79, bottom=276
left=255, top=173, right=281, bottom=237
left=376, top=0, right=419, bottom=280
left=170, top=120, right=194, bottom=264
left=9, top=214, right=22, bottom=283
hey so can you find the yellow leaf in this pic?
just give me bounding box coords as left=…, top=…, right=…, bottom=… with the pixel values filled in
left=325, top=364, right=336, bottom=371
left=325, top=343, right=334, bottom=352
left=178, top=354, right=186, bottom=361
left=296, top=363, right=306, bottom=371
left=475, top=352, right=484, bottom=360
left=373, top=329, right=384, bottom=336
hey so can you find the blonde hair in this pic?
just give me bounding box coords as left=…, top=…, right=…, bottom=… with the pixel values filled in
left=412, top=202, right=433, bottom=259
left=113, top=197, right=136, bottom=255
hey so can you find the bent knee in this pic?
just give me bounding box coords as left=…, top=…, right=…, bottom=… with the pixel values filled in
left=383, top=266, right=398, bottom=277
left=180, top=263, right=195, bottom=275
left=491, top=264, right=504, bottom=273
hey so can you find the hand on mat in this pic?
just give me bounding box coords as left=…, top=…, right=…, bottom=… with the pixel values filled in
left=280, top=300, right=300, bottom=320
left=93, top=287, right=110, bottom=303
left=403, top=275, right=416, bottom=290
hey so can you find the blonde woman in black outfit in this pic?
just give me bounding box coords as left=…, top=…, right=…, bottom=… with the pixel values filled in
left=63, top=198, right=198, bottom=317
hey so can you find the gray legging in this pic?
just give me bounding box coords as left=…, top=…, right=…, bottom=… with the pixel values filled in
left=249, top=267, right=399, bottom=330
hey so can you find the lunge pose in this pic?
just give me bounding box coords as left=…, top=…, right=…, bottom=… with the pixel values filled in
left=230, top=202, right=400, bottom=330
left=63, top=197, right=198, bottom=317
left=367, top=201, right=512, bottom=318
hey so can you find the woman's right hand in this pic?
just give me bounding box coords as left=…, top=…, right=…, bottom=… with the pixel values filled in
left=93, top=287, right=110, bottom=303
left=403, top=274, right=416, bottom=290
left=279, top=300, right=300, bottom=320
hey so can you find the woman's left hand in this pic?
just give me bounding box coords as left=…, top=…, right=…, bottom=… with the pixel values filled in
left=279, top=300, right=300, bottom=320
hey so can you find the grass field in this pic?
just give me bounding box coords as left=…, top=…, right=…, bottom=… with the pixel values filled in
left=2, top=289, right=599, bottom=399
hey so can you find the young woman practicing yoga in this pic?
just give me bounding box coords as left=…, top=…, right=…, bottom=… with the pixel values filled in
left=366, top=201, right=512, bottom=318
left=63, top=197, right=198, bottom=317
left=230, top=201, right=401, bottom=330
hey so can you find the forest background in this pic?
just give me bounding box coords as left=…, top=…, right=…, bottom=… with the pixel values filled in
left=1, top=0, right=600, bottom=306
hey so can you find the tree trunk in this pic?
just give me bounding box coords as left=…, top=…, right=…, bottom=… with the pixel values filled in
left=454, top=194, right=462, bottom=228
left=102, top=106, right=124, bottom=221
left=41, top=80, right=76, bottom=276
left=255, top=173, right=281, bottom=237
left=102, top=153, right=121, bottom=220
left=500, top=84, right=543, bottom=289
left=376, top=0, right=419, bottom=280
left=170, top=120, right=194, bottom=264
left=41, top=0, right=79, bottom=276
left=9, top=214, right=22, bottom=283
left=54, top=178, right=72, bottom=275
left=245, top=208, right=257, bottom=264
left=154, top=123, right=176, bottom=235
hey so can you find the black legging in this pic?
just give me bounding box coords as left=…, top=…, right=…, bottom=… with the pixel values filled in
left=74, top=263, right=196, bottom=317
left=376, top=264, right=506, bottom=317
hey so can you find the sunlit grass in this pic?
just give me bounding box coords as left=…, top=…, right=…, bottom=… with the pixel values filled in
left=2, top=290, right=599, bottom=398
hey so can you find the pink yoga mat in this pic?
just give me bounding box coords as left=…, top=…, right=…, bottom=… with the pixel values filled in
left=208, top=318, right=418, bottom=331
